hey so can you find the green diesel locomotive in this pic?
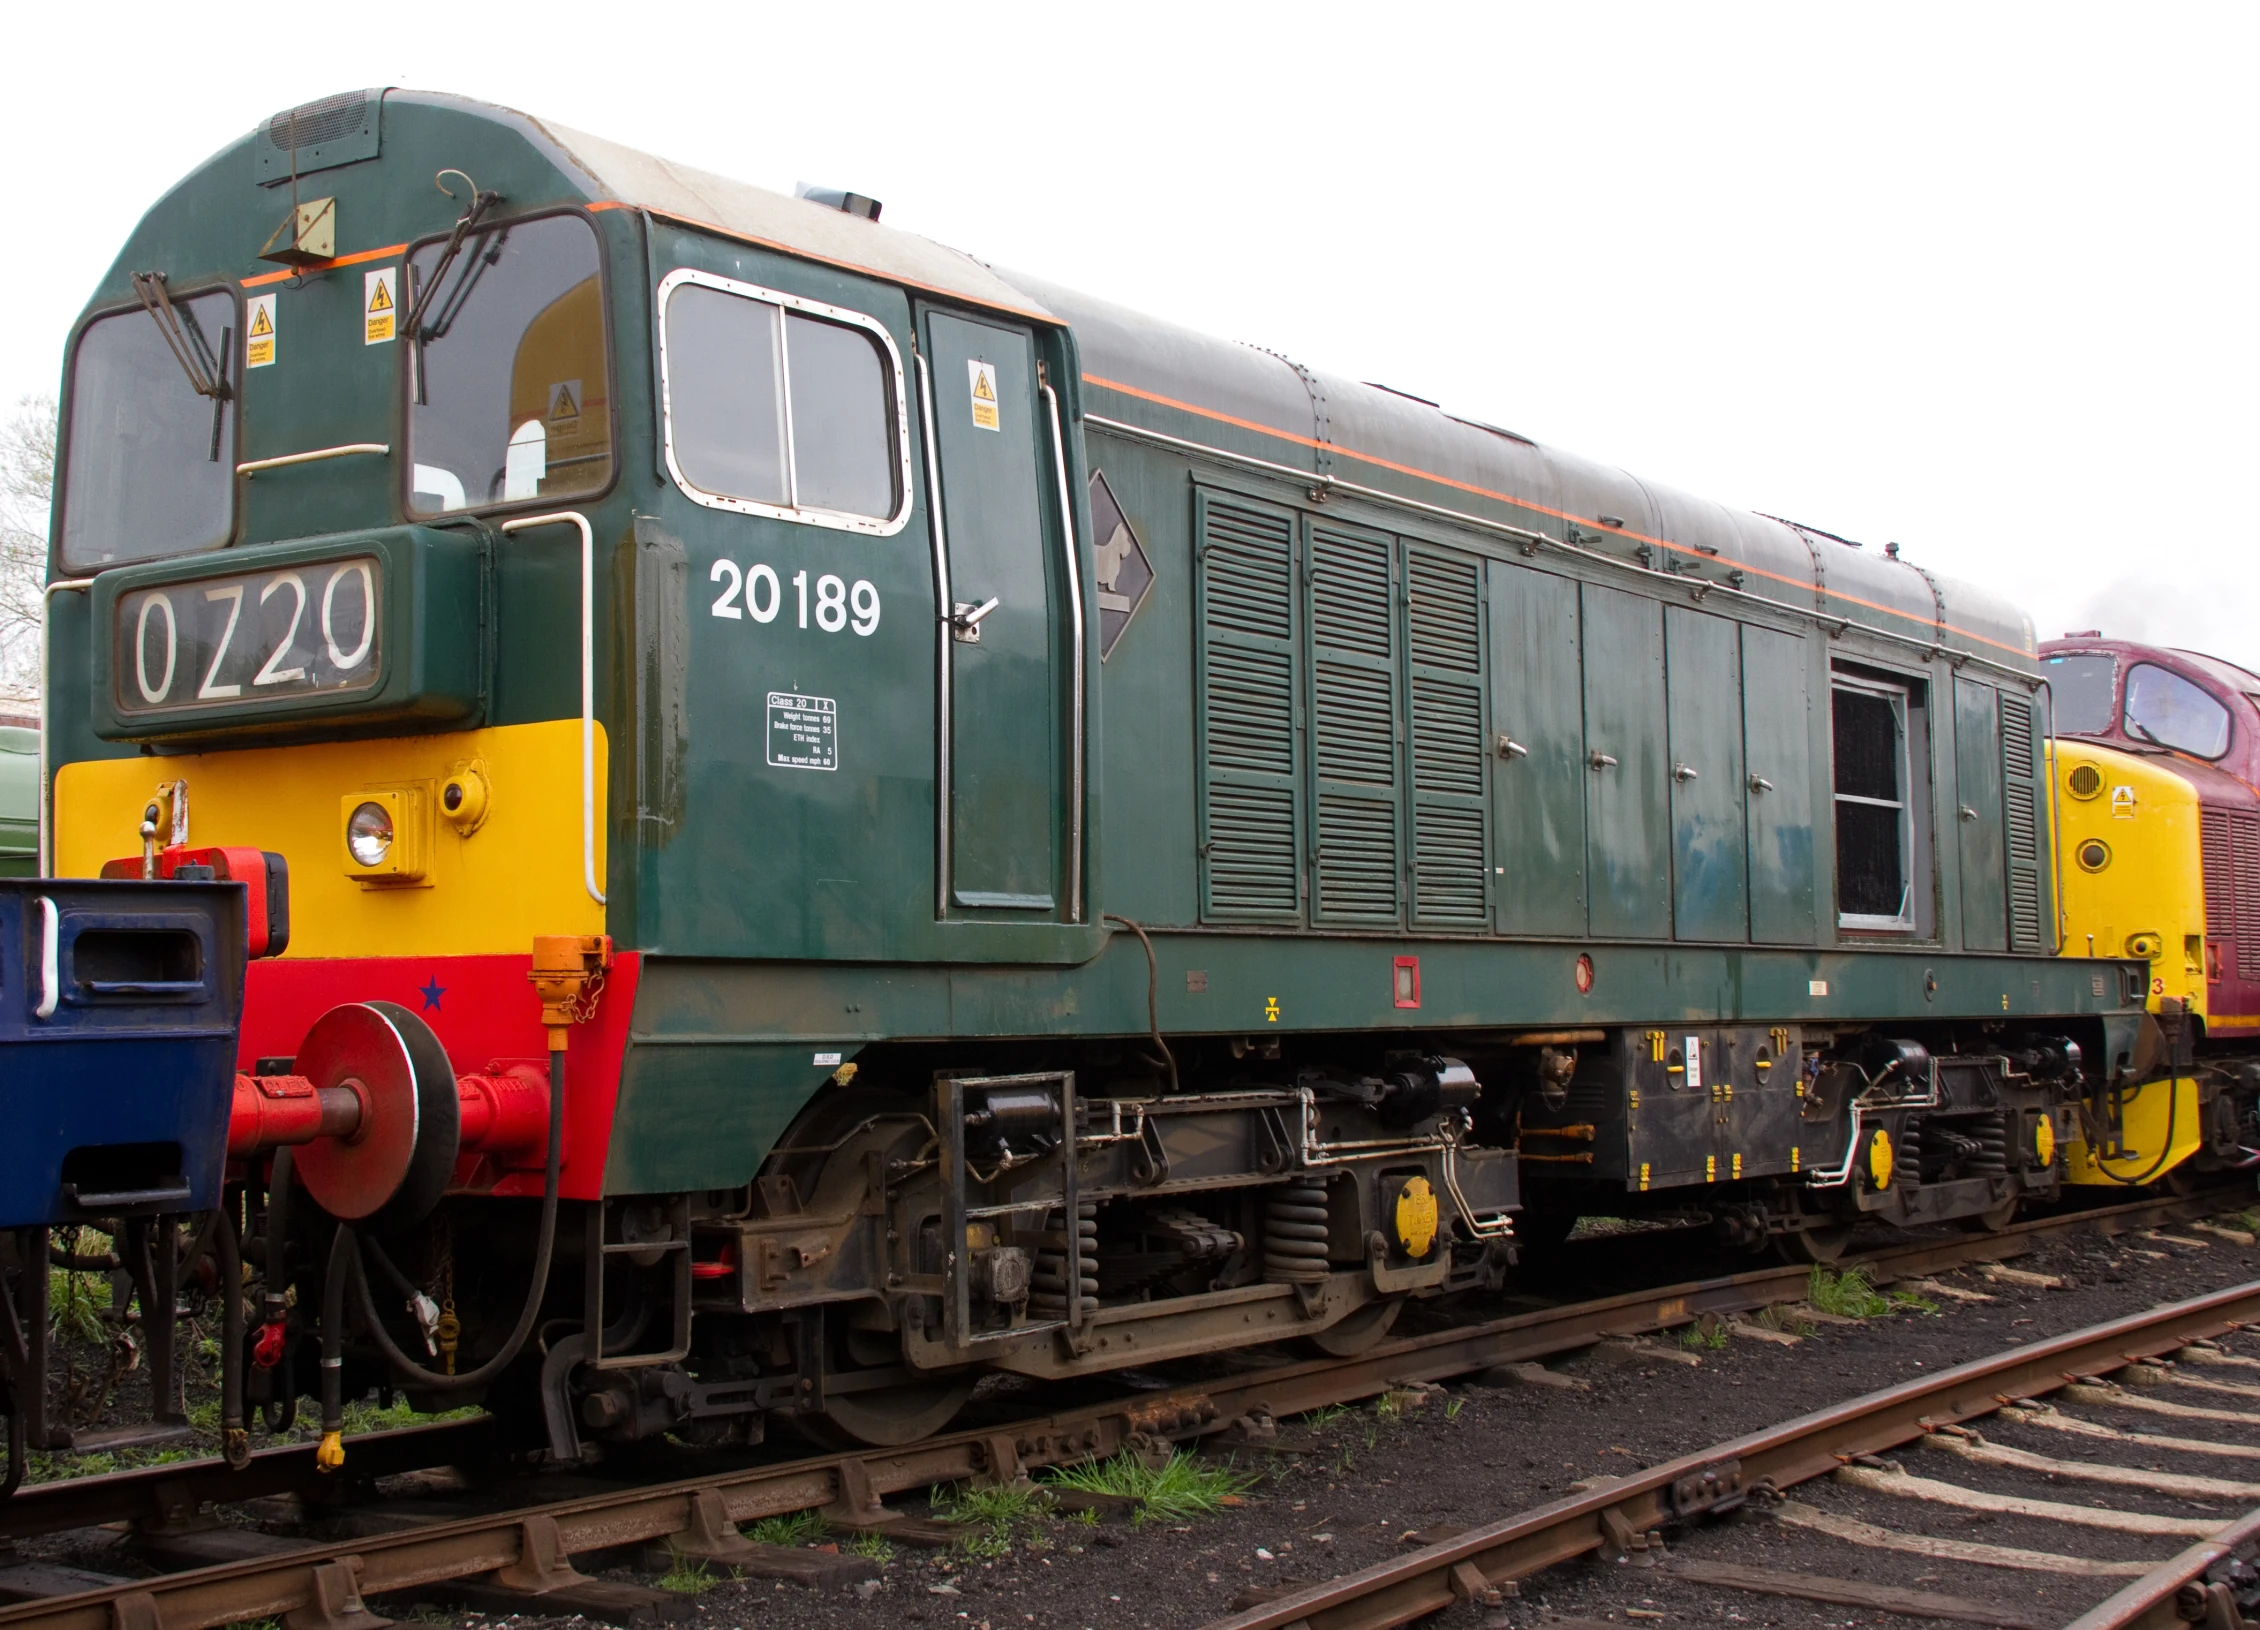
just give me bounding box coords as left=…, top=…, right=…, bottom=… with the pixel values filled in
left=34, top=88, right=2142, bottom=1455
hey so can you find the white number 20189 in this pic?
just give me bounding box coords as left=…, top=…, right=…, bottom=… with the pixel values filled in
left=709, top=559, right=879, bottom=636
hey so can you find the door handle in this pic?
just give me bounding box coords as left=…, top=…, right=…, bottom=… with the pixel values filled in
left=949, top=597, right=1000, bottom=644
left=1496, top=735, right=1529, bottom=760
left=1748, top=775, right=1774, bottom=793
left=1672, top=762, right=1700, bottom=783
left=1959, top=804, right=1979, bottom=821
left=1588, top=750, right=1618, bottom=770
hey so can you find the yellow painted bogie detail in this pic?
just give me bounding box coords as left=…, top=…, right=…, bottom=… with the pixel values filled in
left=1393, top=1175, right=1439, bottom=1257
left=2065, top=1076, right=2204, bottom=1186
left=1867, top=1127, right=1894, bottom=1190
left=56, top=720, right=606, bottom=958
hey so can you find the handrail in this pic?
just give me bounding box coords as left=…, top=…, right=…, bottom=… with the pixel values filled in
left=236, top=443, right=389, bottom=477
left=914, top=353, right=954, bottom=918
left=37, top=578, right=95, bottom=875
left=1039, top=382, right=1086, bottom=923
left=498, top=511, right=604, bottom=906
left=35, top=896, right=58, bottom=1019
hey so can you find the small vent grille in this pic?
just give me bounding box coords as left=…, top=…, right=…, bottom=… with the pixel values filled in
left=2001, top=695, right=2045, bottom=951
left=1311, top=532, right=1391, bottom=654
left=1314, top=665, right=1395, bottom=784
left=1408, top=554, right=1481, bottom=672
left=1318, top=795, right=1400, bottom=920
left=2204, top=811, right=2236, bottom=929
left=1206, top=646, right=1294, bottom=777
left=1407, top=548, right=1488, bottom=929
left=1198, top=496, right=1299, bottom=921
left=1414, top=804, right=1489, bottom=925
left=268, top=91, right=370, bottom=148
left=1412, top=677, right=1484, bottom=796
left=2237, top=814, right=2260, bottom=982
left=254, top=90, right=383, bottom=185
left=1207, top=785, right=1300, bottom=914
left=1200, top=507, right=1293, bottom=639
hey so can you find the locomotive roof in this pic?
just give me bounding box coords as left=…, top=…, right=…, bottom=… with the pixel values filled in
left=118, top=90, right=2038, bottom=672
left=998, top=273, right=2038, bottom=671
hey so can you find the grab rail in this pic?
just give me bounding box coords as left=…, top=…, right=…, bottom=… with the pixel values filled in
left=498, top=511, right=605, bottom=906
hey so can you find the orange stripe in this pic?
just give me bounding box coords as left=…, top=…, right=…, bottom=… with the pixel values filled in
left=1084, top=373, right=2030, bottom=659
left=241, top=241, right=409, bottom=288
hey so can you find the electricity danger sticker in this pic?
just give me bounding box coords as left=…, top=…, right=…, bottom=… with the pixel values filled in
left=968, top=359, right=1000, bottom=431
left=364, top=267, right=397, bottom=345
left=766, top=692, right=837, bottom=771
left=245, top=295, right=277, bottom=368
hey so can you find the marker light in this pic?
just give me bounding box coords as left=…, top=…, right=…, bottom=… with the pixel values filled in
left=347, top=801, right=394, bottom=867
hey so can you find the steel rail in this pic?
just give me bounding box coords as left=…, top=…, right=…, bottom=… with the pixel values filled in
left=2062, top=1503, right=2260, bottom=1630
left=0, top=1187, right=2237, bottom=1627
left=1203, top=1278, right=2260, bottom=1630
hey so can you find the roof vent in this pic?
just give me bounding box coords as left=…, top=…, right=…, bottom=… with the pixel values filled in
left=794, top=182, right=881, bottom=222
left=255, top=90, right=383, bottom=186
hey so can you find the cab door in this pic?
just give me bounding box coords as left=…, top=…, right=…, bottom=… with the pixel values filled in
left=917, top=307, right=1075, bottom=917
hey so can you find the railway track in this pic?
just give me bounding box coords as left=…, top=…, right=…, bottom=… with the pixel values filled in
left=1205, top=1268, right=2260, bottom=1629
left=0, top=1187, right=2244, bottom=1630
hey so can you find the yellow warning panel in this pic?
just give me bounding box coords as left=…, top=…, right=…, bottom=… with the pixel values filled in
left=364, top=267, right=397, bottom=345
left=246, top=294, right=277, bottom=369
left=968, top=358, right=1000, bottom=431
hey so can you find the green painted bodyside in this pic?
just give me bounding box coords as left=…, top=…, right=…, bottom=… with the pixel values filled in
left=0, top=727, right=35, bottom=875
left=41, top=91, right=2121, bottom=1200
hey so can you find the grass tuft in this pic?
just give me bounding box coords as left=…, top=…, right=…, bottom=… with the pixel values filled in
left=746, top=1510, right=829, bottom=1548
left=1807, top=1265, right=1937, bottom=1318
left=656, top=1559, right=721, bottom=1595
left=843, top=1531, right=895, bottom=1562
left=1043, top=1449, right=1257, bottom=1525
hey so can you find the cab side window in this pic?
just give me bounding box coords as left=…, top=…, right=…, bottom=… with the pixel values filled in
left=659, top=270, right=903, bottom=530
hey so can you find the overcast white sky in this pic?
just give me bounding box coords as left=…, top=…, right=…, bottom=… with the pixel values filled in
left=6, top=3, right=2252, bottom=667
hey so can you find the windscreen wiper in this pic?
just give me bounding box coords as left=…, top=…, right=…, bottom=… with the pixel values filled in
left=130, top=271, right=233, bottom=461
left=405, top=173, right=503, bottom=405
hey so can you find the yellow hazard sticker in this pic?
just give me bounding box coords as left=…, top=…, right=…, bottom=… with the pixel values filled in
left=548, top=380, right=583, bottom=425
left=364, top=267, right=397, bottom=345
left=245, top=295, right=277, bottom=369
left=1263, top=996, right=1279, bottom=1023
left=968, top=359, right=1000, bottom=431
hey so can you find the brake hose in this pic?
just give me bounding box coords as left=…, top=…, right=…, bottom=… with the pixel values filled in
left=339, top=1050, right=566, bottom=1396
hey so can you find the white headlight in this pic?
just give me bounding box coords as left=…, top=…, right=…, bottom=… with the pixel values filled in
left=347, top=801, right=394, bottom=867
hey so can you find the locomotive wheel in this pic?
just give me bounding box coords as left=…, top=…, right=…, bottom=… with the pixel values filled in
left=1773, top=1221, right=1854, bottom=1264
left=800, top=1377, right=976, bottom=1448
left=1305, top=1295, right=1402, bottom=1358
left=1968, top=1195, right=2020, bottom=1232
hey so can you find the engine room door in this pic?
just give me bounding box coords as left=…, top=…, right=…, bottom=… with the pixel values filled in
left=1664, top=606, right=1749, bottom=941
left=1581, top=583, right=1671, bottom=938
left=920, top=308, right=1065, bottom=916
left=1955, top=676, right=2008, bottom=952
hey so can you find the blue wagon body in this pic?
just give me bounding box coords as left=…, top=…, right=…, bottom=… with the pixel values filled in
left=0, top=880, right=244, bottom=1229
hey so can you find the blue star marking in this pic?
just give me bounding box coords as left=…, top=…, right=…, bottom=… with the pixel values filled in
left=417, top=977, right=445, bottom=1013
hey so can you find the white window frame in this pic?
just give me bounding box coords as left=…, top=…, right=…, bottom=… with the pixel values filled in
left=655, top=267, right=913, bottom=537
left=1832, top=675, right=1916, bottom=932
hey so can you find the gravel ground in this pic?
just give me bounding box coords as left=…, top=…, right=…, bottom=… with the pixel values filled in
left=566, top=1212, right=2260, bottom=1630
left=18, top=1211, right=2260, bottom=1630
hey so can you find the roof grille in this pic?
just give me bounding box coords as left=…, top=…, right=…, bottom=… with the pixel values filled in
left=255, top=90, right=383, bottom=186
